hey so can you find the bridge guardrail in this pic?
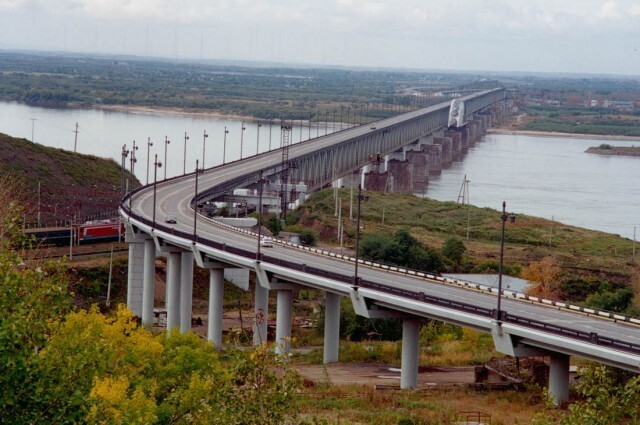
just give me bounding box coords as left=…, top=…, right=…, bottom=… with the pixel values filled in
left=122, top=204, right=640, bottom=356
left=207, top=216, right=640, bottom=328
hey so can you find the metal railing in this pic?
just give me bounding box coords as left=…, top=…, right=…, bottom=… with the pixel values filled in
left=121, top=198, right=640, bottom=357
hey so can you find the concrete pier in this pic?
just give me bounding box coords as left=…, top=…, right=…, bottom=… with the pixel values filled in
left=324, top=292, right=341, bottom=363
left=549, top=353, right=570, bottom=405
left=142, top=238, right=156, bottom=329
left=275, top=289, right=293, bottom=355
left=126, top=239, right=144, bottom=317
left=208, top=268, right=225, bottom=348
left=253, top=282, right=269, bottom=346
left=401, top=317, right=420, bottom=389
left=166, top=252, right=182, bottom=334
left=180, top=252, right=194, bottom=333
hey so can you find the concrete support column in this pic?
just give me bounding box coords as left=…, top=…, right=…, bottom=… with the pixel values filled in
left=166, top=252, right=182, bottom=335
left=141, top=238, right=156, bottom=329
left=253, top=283, right=269, bottom=346
left=549, top=353, right=570, bottom=405
left=323, top=292, right=341, bottom=364
left=275, top=289, right=293, bottom=355
left=208, top=268, right=225, bottom=348
left=401, top=317, right=420, bottom=389
left=126, top=241, right=144, bottom=317
left=180, top=252, right=194, bottom=333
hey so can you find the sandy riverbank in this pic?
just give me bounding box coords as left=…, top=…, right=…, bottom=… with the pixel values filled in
left=488, top=128, right=640, bottom=142
left=85, top=104, right=258, bottom=122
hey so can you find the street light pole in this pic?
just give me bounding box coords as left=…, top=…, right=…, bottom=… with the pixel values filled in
left=256, top=171, right=267, bottom=261
left=353, top=184, right=368, bottom=288
left=120, top=144, right=129, bottom=198
left=146, top=137, right=153, bottom=185
left=193, top=159, right=199, bottom=241
left=223, top=126, right=229, bottom=164
left=240, top=121, right=246, bottom=159
left=256, top=122, right=262, bottom=155
left=129, top=141, right=138, bottom=209
left=152, top=154, right=162, bottom=227
left=496, top=201, right=515, bottom=322
left=202, top=130, right=208, bottom=170
left=164, top=135, right=170, bottom=180
left=183, top=131, right=189, bottom=175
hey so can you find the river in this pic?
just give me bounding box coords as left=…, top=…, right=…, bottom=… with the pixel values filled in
left=1, top=101, right=638, bottom=239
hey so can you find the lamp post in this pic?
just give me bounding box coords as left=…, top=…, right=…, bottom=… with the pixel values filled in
left=183, top=132, right=189, bottom=175
left=256, top=122, right=262, bottom=155
left=129, top=141, right=138, bottom=209
left=353, top=184, right=368, bottom=288
left=163, top=135, right=170, bottom=180
left=120, top=144, right=129, bottom=198
left=146, top=137, right=153, bottom=185
left=256, top=171, right=268, bottom=261
left=152, top=154, right=162, bottom=227
left=496, top=201, right=515, bottom=322
left=193, top=159, right=200, bottom=241
left=202, top=130, right=208, bottom=170
left=223, top=126, right=229, bottom=164
left=240, top=121, right=246, bottom=159
left=269, top=120, right=273, bottom=150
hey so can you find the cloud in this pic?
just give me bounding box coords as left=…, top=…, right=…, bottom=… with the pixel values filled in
left=0, top=0, right=28, bottom=10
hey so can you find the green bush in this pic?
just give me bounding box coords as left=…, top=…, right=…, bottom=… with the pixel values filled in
left=299, top=229, right=317, bottom=246
left=586, top=287, right=634, bottom=312
left=441, top=237, right=466, bottom=264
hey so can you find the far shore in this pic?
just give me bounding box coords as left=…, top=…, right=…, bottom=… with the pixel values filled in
left=488, top=128, right=640, bottom=142
left=84, top=103, right=260, bottom=122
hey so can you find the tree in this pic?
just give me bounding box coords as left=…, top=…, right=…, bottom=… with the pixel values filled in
left=441, top=237, right=466, bottom=264
left=0, top=179, right=301, bottom=424
left=533, top=364, right=640, bottom=425
left=523, top=257, right=563, bottom=299
left=359, top=229, right=443, bottom=273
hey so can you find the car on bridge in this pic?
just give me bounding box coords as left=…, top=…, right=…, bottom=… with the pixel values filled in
left=260, top=237, right=274, bottom=247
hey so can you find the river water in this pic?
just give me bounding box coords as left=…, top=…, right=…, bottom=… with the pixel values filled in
left=1, top=101, right=638, bottom=239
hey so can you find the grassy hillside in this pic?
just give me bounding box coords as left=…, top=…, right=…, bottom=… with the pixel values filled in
left=0, top=132, right=134, bottom=226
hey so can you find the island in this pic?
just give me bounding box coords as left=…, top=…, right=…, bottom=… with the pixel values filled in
left=586, top=144, right=640, bottom=157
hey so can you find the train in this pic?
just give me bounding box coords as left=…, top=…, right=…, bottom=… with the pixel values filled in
left=25, top=220, right=125, bottom=246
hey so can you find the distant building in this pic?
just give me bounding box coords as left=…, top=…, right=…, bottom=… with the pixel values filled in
left=603, top=100, right=634, bottom=111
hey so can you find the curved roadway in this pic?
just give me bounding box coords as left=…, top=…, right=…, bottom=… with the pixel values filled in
left=123, top=104, right=640, bottom=372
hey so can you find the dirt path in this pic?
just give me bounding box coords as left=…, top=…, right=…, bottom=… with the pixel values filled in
left=295, top=363, right=476, bottom=388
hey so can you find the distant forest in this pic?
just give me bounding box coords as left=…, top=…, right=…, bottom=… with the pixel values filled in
left=0, top=51, right=497, bottom=120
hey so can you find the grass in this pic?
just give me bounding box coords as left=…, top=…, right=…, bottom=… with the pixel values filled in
left=0, top=132, right=136, bottom=225
left=298, top=189, right=639, bottom=286
left=296, top=385, right=541, bottom=424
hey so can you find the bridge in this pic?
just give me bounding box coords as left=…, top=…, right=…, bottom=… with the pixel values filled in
left=121, top=88, right=640, bottom=405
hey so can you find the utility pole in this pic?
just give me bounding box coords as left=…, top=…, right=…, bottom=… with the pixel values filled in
left=30, top=118, right=37, bottom=143
left=634, top=226, right=637, bottom=263
left=240, top=122, right=246, bottom=159
left=256, top=122, right=262, bottom=155
left=223, top=126, right=229, bottom=164
left=73, top=122, right=79, bottom=152
left=129, top=141, right=138, bottom=208
left=146, top=137, right=153, bottom=185
left=164, top=135, right=170, bottom=180
left=120, top=144, right=129, bottom=197
left=279, top=121, right=292, bottom=224
left=37, top=181, right=41, bottom=228
left=183, top=132, right=189, bottom=175
left=202, top=130, right=208, bottom=170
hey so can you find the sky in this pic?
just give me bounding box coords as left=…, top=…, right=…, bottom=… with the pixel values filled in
left=1, top=0, right=640, bottom=75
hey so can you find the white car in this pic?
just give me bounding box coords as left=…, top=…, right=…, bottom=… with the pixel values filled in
left=259, top=237, right=274, bottom=247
